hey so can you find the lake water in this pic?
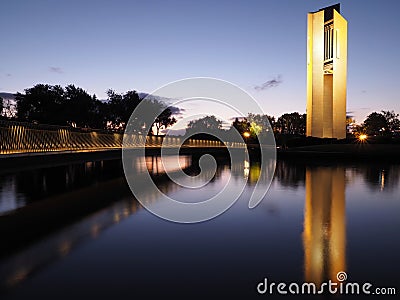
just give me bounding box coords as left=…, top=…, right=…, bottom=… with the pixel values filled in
left=0, top=155, right=399, bottom=299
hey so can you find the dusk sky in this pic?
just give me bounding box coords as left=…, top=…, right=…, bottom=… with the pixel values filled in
left=1, top=0, right=399, bottom=125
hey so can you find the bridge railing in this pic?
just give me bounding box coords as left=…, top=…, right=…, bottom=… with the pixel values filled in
left=0, top=120, right=246, bottom=155
left=0, top=124, right=122, bottom=154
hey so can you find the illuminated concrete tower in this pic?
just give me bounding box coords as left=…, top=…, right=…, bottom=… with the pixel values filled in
left=306, top=4, right=347, bottom=139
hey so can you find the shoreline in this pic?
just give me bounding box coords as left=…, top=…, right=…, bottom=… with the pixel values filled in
left=1, top=144, right=399, bottom=171
left=277, top=144, right=400, bottom=160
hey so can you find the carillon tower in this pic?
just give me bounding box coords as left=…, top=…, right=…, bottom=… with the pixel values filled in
left=306, top=4, right=347, bottom=139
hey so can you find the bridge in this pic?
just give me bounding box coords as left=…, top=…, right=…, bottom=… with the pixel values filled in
left=0, top=120, right=245, bottom=157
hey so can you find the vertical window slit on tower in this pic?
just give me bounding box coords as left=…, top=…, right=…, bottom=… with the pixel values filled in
left=324, top=23, right=334, bottom=62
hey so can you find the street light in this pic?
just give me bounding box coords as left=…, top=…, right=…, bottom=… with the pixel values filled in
left=243, top=131, right=251, bottom=145
left=358, top=134, right=367, bottom=142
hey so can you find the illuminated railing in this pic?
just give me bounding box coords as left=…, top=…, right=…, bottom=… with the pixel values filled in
left=0, top=121, right=245, bottom=155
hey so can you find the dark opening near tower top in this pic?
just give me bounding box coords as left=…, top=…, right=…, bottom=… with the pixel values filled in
left=319, top=3, right=341, bottom=22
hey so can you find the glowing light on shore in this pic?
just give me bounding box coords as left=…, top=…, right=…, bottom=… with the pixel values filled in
left=358, top=134, right=367, bottom=142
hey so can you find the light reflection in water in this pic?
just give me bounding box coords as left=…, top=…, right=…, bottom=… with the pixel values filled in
left=5, top=268, right=29, bottom=288
left=0, top=156, right=189, bottom=291
left=380, top=170, right=385, bottom=191
left=303, top=167, right=346, bottom=286
left=90, top=224, right=100, bottom=239
left=231, top=159, right=275, bottom=185
left=134, top=155, right=191, bottom=175
left=1, top=199, right=143, bottom=289
left=58, top=240, right=72, bottom=257
left=0, top=157, right=399, bottom=296
left=243, top=160, right=249, bottom=178
left=0, top=176, right=25, bottom=213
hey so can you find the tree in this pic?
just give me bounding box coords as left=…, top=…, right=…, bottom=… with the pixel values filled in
left=381, top=110, right=400, bottom=133
left=352, top=124, right=367, bottom=137
left=232, top=117, right=250, bottom=135
left=363, top=112, right=389, bottom=136
left=16, top=84, right=65, bottom=124
left=186, top=115, right=223, bottom=136
left=1, top=96, right=17, bottom=118
left=229, top=114, right=275, bottom=141
left=247, top=113, right=275, bottom=136
left=106, top=89, right=124, bottom=129
left=276, top=112, right=306, bottom=135
left=106, top=89, right=141, bottom=130
left=106, top=93, right=178, bottom=135
left=0, top=96, right=3, bottom=117
left=153, top=108, right=177, bottom=135
left=122, top=90, right=142, bottom=125
left=64, top=84, right=102, bottom=128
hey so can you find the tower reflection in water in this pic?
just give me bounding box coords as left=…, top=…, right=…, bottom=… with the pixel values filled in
left=303, top=166, right=346, bottom=286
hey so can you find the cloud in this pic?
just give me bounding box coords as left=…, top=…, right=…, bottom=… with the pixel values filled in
left=138, top=92, right=186, bottom=117
left=254, top=75, right=282, bottom=91
left=229, top=116, right=247, bottom=121
left=169, top=106, right=185, bottom=116
left=5, top=73, right=12, bottom=77
left=49, top=66, right=64, bottom=74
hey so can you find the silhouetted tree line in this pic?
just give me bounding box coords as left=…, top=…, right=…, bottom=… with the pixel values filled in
left=15, top=84, right=105, bottom=128
left=185, top=110, right=400, bottom=144
left=185, top=113, right=306, bottom=143
left=9, top=84, right=176, bottom=134
left=353, top=110, right=400, bottom=137
left=0, top=97, right=3, bottom=115
left=2, top=83, right=399, bottom=140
